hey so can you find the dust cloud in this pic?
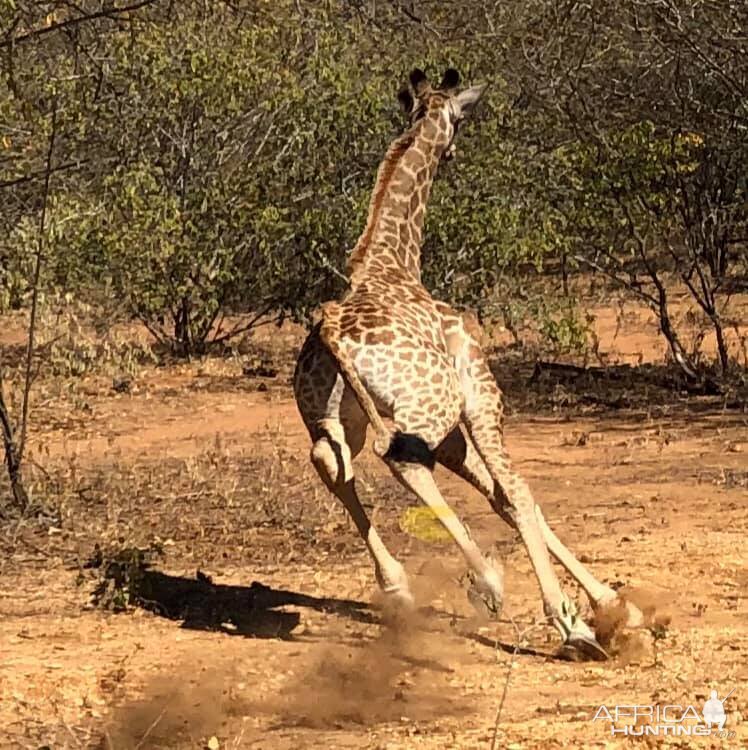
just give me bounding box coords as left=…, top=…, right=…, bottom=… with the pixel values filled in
left=593, top=587, right=672, bottom=665
left=95, top=664, right=250, bottom=749
left=275, top=610, right=461, bottom=729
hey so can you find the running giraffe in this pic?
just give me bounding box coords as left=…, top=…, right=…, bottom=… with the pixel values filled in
left=293, top=68, right=644, bottom=659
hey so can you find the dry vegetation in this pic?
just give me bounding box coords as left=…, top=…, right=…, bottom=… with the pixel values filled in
left=1, top=295, right=747, bottom=749
left=2, top=3, right=747, bottom=746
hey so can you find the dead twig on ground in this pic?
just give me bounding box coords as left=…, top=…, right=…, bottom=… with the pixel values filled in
left=132, top=705, right=167, bottom=750
left=490, top=615, right=551, bottom=750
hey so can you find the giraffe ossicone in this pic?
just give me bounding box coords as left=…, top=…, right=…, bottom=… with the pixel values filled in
left=293, top=67, right=645, bottom=661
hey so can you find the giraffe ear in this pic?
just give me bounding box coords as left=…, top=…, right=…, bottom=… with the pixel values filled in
left=397, top=87, right=414, bottom=115
left=455, top=83, right=487, bottom=116
left=439, top=68, right=460, bottom=91
left=409, top=68, right=430, bottom=97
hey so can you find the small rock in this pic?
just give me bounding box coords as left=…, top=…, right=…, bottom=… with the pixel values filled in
left=112, top=376, right=132, bottom=394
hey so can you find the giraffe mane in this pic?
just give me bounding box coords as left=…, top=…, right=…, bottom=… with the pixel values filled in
left=346, top=130, right=415, bottom=276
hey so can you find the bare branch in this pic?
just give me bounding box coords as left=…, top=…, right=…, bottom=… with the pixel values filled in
left=18, top=101, right=58, bottom=464
left=1, top=0, right=161, bottom=49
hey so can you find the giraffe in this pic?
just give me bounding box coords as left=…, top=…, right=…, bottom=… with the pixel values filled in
left=293, top=67, right=644, bottom=660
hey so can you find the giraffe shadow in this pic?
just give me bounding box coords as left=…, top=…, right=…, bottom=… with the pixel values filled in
left=466, top=631, right=552, bottom=659
left=94, top=567, right=378, bottom=638
left=88, top=552, right=556, bottom=656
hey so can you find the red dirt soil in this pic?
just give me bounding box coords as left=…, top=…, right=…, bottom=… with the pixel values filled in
left=1, top=301, right=746, bottom=749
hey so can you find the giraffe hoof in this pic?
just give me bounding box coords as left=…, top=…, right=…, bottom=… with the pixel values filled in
left=466, top=584, right=503, bottom=620
left=379, top=586, right=416, bottom=612
left=464, top=566, right=504, bottom=620
left=560, top=631, right=609, bottom=662
left=379, top=588, right=417, bottom=626
left=392, top=589, right=417, bottom=610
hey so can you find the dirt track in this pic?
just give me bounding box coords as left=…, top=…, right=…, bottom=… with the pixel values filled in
left=1, top=312, right=747, bottom=749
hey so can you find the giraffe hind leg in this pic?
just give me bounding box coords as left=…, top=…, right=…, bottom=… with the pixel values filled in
left=309, top=417, right=413, bottom=608
left=381, top=404, right=504, bottom=617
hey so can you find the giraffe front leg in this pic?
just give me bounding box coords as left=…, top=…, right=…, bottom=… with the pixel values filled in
left=531, top=505, right=645, bottom=627
left=454, top=349, right=607, bottom=660
left=468, top=431, right=606, bottom=659
left=432, top=427, right=506, bottom=617
left=436, top=426, right=645, bottom=629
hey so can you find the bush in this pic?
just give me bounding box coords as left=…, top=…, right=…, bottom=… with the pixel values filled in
left=0, top=1, right=745, bottom=371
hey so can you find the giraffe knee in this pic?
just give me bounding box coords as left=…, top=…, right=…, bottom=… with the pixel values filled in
left=311, top=439, right=338, bottom=488
left=311, top=434, right=353, bottom=488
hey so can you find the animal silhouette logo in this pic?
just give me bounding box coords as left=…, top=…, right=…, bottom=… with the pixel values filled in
left=702, top=687, right=735, bottom=732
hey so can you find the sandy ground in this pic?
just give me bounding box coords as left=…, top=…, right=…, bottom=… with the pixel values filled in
left=0, top=299, right=747, bottom=749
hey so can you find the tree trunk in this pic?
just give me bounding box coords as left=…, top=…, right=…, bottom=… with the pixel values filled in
left=656, top=288, right=699, bottom=381
left=713, top=315, right=730, bottom=376
left=561, top=249, right=569, bottom=297
left=0, top=387, right=29, bottom=516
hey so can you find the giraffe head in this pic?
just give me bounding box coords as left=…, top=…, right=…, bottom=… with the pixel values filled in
left=397, top=68, right=486, bottom=161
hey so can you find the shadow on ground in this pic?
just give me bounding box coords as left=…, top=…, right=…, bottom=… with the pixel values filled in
left=144, top=572, right=377, bottom=636
left=86, top=547, right=376, bottom=638
left=490, top=351, right=747, bottom=414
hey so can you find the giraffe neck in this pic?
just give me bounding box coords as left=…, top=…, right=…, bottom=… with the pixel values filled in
left=347, top=116, right=446, bottom=283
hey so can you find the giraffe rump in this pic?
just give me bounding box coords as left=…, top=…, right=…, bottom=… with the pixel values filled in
left=319, top=301, right=435, bottom=467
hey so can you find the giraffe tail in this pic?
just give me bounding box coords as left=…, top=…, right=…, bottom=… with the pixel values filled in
left=318, top=303, right=392, bottom=457
left=318, top=303, right=436, bottom=468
